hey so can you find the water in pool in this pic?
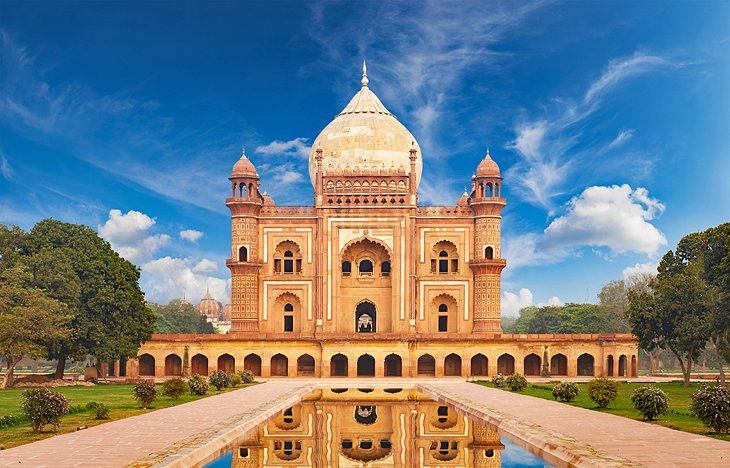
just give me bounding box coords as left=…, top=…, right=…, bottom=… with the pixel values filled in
left=204, top=387, right=552, bottom=467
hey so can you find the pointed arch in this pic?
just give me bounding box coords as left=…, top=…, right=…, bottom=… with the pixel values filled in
left=471, top=354, right=488, bottom=376
left=244, top=353, right=262, bottom=376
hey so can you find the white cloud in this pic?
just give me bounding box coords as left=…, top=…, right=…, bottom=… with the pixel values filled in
left=507, top=52, right=677, bottom=209
left=501, top=288, right=563, bottom=317
left=584, top=53, right=671, bottom=104
left=0, top=151, right=11, bottom=180
left=98, top=209, right=170, bottom=264
left=192, top=258, right=218, bottom=273
left=543, top=184, right=666, bottom=255
left=540, top=296, right=563, bottom=307
left=622, top=262, right=658, bottom=283
left=501, top=288, right=533, bottom=317
left=180, top=229, right=203, bottom=243
left=501, top=233, right=566, bottom=271
left=141, top=256, right=229, bottom=304
left=511, top=121, right=547, bottom=161
left=255, top=138, right=311, bottom=159
left=256, top=162, right=306, bottom=199
left=607, top=129, right=634, bottom=150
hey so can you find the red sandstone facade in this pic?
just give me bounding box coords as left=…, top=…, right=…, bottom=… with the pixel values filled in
left=131, top=66, right=638, bottom=379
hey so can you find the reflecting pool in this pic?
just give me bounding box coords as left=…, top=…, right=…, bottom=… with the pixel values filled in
left=204, top=387, right=552, bottom=467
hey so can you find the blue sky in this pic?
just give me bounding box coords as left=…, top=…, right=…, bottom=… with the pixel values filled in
left=1, top=1, right=728, bottom=314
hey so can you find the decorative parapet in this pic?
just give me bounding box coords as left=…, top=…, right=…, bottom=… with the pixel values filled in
left=260, top=206, right=316, bottom=216
left=417, top=205, right=473, bottom=216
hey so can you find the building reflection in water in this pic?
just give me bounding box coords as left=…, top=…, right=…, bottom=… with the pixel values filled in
left=229, top=388, right=505, bottom=467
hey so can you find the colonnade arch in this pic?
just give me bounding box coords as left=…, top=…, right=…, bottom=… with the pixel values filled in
left=384, top=354, right=402, bottom=377
left=139, top=354, right=155, bottom=376
left=218, top=353, right=235, bottom=373
left=133, top=349, right=618, bottom=378
left=550, top=354, right=567, bottom=376
left=471, top=354, right=488, bottom=376
left=244, top=353, right=262, bottom=376
left=164, top=354, right=182, bottom=376
left=523, top=353, right=541, bottom=376
left=191, top=354, right=208, bottom=376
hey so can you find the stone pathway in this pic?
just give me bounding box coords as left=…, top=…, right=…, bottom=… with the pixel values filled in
left=418, top=381, right=729, bottom=468
left=0, top=382, right=314, bottom=468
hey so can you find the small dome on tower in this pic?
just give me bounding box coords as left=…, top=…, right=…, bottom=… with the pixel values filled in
left=476, top=149, right=500, bottom=177
left=231, top=148, right=258, bottom=178
left=262, top=191, right=275, bottom=206
left=457, top=189, right=470, bottom=207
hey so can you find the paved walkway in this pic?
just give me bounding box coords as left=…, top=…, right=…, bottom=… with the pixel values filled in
left=419, top=381, right=729, bottom=468
left=0, top=382, right=314, bottom=468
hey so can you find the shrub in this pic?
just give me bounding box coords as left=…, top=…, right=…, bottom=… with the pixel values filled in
left=20, top=388, right=70, bottom=433
left=228, top=373, right=242, bottom=387
left=552, top=382, right=579, bottom=402
left=239, top=370, right=255, bottom=384
left=505, top=373, right=528, bottom=392
left=630, top=385, right=669, bottom=421
left=209, top=370, right=230, bottom=391
left=690, top=384, right=730, bottom=433
left=587, top=378, right=620, bottom=408
left=94, top=403, right=111, bottom=420
left=133, top=380, right=158, bottom=408
left=188, top=375, right=209, bottom=395
left=491, top=374, right=505, bottom=387
left=162, top=378, right=188, bottom=400
left=84, top=401, right=101, bottom=411
left=0, top=414, right=26, bottom=429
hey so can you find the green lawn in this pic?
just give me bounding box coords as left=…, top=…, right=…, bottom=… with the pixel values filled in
left=475, top=380, right=730, bottom=442
left=0, top=383, right=255, bottom=449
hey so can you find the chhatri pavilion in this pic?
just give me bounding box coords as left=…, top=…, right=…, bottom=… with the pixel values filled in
left=129, top=64, right=637, bottom=379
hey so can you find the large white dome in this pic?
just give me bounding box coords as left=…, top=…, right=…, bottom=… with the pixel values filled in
left=308, top=63, right=423, bottom=187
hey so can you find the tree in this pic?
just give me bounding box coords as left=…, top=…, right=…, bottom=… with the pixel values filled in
left=150, top=300, right=216, bottom=334
left=0, top=264, right=70, bottom=388
left=628, top=257, right=717, bottom=386
left=597, top=280, right=632, bottom=333
left=25, top=220, right=155, bottom=378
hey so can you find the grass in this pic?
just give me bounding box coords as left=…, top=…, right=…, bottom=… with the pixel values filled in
left=0, top=382, right=256, bottom=449
left=476, top=380, right=730, bottom=442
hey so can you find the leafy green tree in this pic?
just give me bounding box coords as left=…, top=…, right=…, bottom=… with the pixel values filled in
left=26, top=220, right=156, bottom=378
left=0, top=264, right=71, bottom=388
left=628, top=257, right=717, bottom=386
left=149, top=299, right=216, bottom=334
left=597, top=280, right=632, bottom=333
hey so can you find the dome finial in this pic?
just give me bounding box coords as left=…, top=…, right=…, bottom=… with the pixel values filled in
left=486, top=147, right=491, bottom=158
left=361, top=60, right=369, bottom=87
left=241, top=146, right=247, bottom=159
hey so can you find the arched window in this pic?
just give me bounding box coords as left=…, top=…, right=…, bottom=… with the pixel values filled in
left=359, top=259, right=373, bottom=276
left=485, top=246, right=493, bottom=259
left=438, top=250, right=449, bottom=273
left=438, top=303, right=448, bottom=332
left=284, top=250, right=294, bottom=273
left=274, top=241, right=303, bottom=274
left=381, top=261, right=391, bottom=276
left=284, top=303, right=294, bottom=332
left=342, top=261, right=352, bottom=276
left=239, top=246, right=248, bottom=262
left=431, top=241, right=458, bottom=274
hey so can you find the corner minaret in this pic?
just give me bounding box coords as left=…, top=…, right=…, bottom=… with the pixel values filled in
left=469, top=149, right=507, bottom=333
left=227, top=148, right=263, bottom=331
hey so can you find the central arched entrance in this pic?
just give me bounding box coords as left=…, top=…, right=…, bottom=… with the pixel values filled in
left=355, top=301, right=376, bottom=333
left=357, top=354, right=375, bottom=376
